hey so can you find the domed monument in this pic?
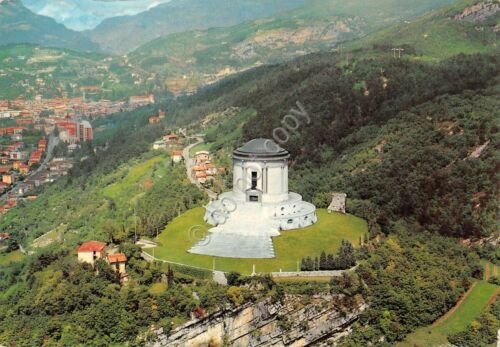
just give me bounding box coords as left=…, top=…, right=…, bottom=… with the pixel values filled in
left=189, top=138, right=317, bottom=258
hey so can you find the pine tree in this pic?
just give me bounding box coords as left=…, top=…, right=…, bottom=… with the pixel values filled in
left=167, top=265, right=174, bottom=287
left=319, top=251, right=327, bottom=270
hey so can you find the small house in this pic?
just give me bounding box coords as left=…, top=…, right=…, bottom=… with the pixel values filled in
left=171, top=150, right=183, bottom=163
left=107, top=253, right=127, bottom=275
left=77, top=241, right=107, bottom=267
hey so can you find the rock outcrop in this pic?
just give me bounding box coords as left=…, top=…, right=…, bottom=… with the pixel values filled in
left=148, top=294, right=366, bottom=347
left=454, top=1, right=500, bottom=22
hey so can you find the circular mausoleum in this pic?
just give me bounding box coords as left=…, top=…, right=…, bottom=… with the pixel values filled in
left=189, top=138, right=317, bottom=258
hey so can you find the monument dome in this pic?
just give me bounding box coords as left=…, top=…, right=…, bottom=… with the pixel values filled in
left=189, top=138, right=317, bottom=258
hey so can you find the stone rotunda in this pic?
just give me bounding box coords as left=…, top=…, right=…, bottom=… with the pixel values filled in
left=189, top=138, right=317, bottom=258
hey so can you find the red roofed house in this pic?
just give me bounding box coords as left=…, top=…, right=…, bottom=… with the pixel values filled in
left=205, top=163, right=217, bottom=176
left=107, top=253, right=127, bottom=276
left=38, top=138, right=47, bottom=151
left=77, top=241, right=107, bottom=266
left=18, top=163, right=30, bottom=174
left=29, top=150, right=43, bottom=166
left=195, top=171, right=208, bottom=184
left=164, top=134, right=178, bottom=143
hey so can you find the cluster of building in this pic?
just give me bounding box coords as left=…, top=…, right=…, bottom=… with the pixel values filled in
left=77, top=241, right=128, bottom=282
left=47, top=117, right=93, bottom=143
left=152, top=132, right=186, bottom=164
left=0, top=93, right=154, bottom=121
left=0, top=136, right=48, bottom=194
left=16, top=157, right=74, bottom=197
left=191, top=151, right=224, bottom=184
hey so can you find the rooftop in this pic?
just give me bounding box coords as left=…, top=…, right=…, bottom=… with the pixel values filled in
left=107, top=253, right=127, bottom=263
left=233, top=138, right=289, bottom=160
left=78, top=241, right=106, bottom=253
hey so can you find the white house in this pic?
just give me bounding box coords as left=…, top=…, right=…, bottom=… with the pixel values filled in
left=153, top=140, right=166, bottom=150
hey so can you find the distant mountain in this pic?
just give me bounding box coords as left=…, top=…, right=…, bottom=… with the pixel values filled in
left=21, top=0, right=173, bottom=31
left=127, top=0, right=457, bottom=95
left=85, top=0, right=307, bottom=54
left=0, top=0, right=100, bottom=52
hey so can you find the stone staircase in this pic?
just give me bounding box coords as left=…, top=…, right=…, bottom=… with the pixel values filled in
left=189, top=202, right=277, bottom=258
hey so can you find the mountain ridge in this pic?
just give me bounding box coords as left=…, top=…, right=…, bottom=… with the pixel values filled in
left=85, top=0, right=307, bottom=54
left=0, top=0, right=100, bottom=52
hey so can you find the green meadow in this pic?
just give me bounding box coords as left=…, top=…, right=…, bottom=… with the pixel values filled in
left=145, top=207, right=367, bottom=275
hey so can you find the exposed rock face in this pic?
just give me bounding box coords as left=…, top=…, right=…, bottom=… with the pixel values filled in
left=148, top=294, right=366, bottom=347
left=454, top=1, right=500, bottom=22
left=328, top=193, right=347, bottom=214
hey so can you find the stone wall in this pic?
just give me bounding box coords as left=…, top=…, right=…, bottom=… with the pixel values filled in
left=148, top=294, right=366, bottom=347
left=270, top=267, right=356, bottom=278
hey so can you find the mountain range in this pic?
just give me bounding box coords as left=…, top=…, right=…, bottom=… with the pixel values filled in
left=1, top=0, right=460, bottom=55
left=1, top=0, right=496, bottom=100
left=0, top=0, right=100, bottom=52
left=84, top=0, right=308, bottom=54
left=21, top=0, right=173, bottom=31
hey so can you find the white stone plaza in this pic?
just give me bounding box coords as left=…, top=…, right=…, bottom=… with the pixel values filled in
left=189, top=138, right=317, bottom=258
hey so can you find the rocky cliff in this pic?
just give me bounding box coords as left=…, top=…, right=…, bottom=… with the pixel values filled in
left=148, top=294, right=366, bottom=347
left=454, top=0, right=500, bottom=22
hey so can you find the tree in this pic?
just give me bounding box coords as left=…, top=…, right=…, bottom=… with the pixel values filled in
left=319, top=251, right=327, bottom=270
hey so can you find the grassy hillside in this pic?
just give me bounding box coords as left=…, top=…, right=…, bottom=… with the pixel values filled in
left=348, top=0, right=499, bottom=61
left=146, top=208, right=367, bottom=274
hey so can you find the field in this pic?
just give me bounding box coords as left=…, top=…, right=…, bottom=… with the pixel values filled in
left=398, top=262, right=499, bottom=347
left=102, top=154, right=168, bottom=206
left=0, top=250, right=24, bottom=266
left=145, top=207, right=367, bottom=275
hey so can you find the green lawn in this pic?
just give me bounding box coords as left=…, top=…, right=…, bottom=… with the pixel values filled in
left=0, top=250, right=24, bottom=266
left=398, top=262, right=499, bottom=347
left=146, top=207, right=367, bottom=275
left=102, top=154, right=167, bottom=203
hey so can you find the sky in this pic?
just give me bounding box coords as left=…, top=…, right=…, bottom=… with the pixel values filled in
left=21, top=0, right=173, bottom=31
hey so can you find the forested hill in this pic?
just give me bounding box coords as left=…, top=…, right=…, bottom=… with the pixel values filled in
left=168, top=52, right=499, bottom=239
